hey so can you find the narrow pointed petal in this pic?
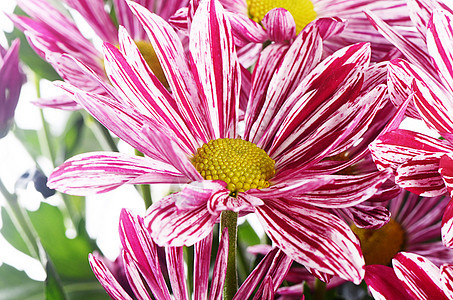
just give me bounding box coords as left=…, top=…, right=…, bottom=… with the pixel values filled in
left=166, top=247, right=188, bottom=300
left=64, top=0, right=118, bottom=42
left=253, top=276, right=274, bottom=300
left=145, top=195, right=218, bottom=247
left=440, top=264, right=453, bottom=298
left=118, top=210, right=172, bottom=300
left=295, top=169, right=392, bottom=208
left=312, top=17, right=346, bottom=40
left=234, top=248, right=292, bottom=300
left=413, top=78, right=453, bottom=139
left=369, top=129, right=453, bottom=171
left=427, top=10, right=453, bottom=93
left=48, top=152, right=185, bottom=195
left=260, top=43, right=370, bottom=153
left=441, top=198, right=453, bottom=248
left=245, top=24, right=322, bottom=143
left=364, top=264, right=412, bottom=300
left=31, top=94, right=81, bottom=111
left=255, top=199, right=365, bottom=284
left=194, top=232, right=213, bottom=300
left=122, top=252, right=153, bottom=300
left=344, top=204, right=391, bottom=229
left=190, top=0, right=240, bottom=139
left=365, top=10, right=436, bottom=77
left=89, top=254, right=133, bottom=300
left=105, top=30, right=201, bottom=153
left=261, top=8, right=296, bottom=42
left=395, top=153, right=447, bottom=196
left=393, top=252, right=447, bottom=299
left=209, top=228, right=228, bottom=300
left=127, top=0, right=210, bottom=142
left=226, top=12, right=268, bottom=46
left=142, top=127, right=202, bottom=181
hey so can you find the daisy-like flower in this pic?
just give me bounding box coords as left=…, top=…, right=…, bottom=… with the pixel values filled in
left=10, top=0, right=187, bottom=109
left=48, top=0, right=393, bottom=283
left=181, top=0, right=414, bottom=62
left=367, top=4, right=453, bottom=198
left=351, top=191, right=453, bottom=267
left=364, top=252, right=453, bottom=299
left=0, top=39, right=25, bottom=138
left=90, top=209, right=293, bottom=299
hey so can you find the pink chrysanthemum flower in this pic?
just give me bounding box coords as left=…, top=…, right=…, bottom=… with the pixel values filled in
left=351, top=191, right=453, bottom=267
left=172, top=0, right=414, bottom=64
left=0, top=39, right=25, bottom=138
left=47, top=0, right=395, bottom=282
left=11, top=0, right=187, bottom=109
left=364, top=252, right=453, bottom=299
left=90, top=209, right=293, bottom=299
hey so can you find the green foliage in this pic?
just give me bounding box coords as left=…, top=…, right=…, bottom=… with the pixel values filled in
left=27, top=203, right=95, bottom=279
left=13, top=127, right=42, bottom=162
left=0, top=264, right=44, bottom=300
left=46, top=261, right=67, bottom=300
left=1, top=207, right=32, bottom=257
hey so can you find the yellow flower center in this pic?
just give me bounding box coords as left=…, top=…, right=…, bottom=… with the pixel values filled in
left=134, top=41, right=169, bottom=89
left=193, top=138, right=275, bottom=194
left=351, top=219, right=405, bottom=266
left=246, top=0, right=317, bottom=33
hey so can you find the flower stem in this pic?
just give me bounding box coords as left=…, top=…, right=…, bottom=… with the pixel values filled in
left=314, top=278, right=326, bottom=300
left=221, top=210, right=238, bottom=300
left=0, top=178, right=43, bottom=264
left=83, top=112, right=119, bottom=152
left=134, top=150, right=152, bottom=208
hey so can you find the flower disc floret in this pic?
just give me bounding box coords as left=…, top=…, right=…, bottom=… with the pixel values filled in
left=246, top=0, right=317, bottom=33
left=351, top=219, right=405, bottom=266
left=193, top=138, right=275, bottom=193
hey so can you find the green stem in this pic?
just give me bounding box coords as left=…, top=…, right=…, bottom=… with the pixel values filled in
left=221, top=210, right=238, bottom=300
left=314, top=278, right=326, bottom=300
left=34, top=76, right=79, bottom=233
left=0, top=178, right=43, bottom=265
left=134, top=150, right=152, bottom=208
left=184, top=245, right=194, bottom=297
left=83, top=112, right=119, bottom=152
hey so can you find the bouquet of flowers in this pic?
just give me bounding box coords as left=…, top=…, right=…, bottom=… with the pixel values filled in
left=1, top=0, right=453, bottom=299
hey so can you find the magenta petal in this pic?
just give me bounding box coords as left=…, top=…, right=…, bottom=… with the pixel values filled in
left=395, top=153, right=446, bottom=196
left=253, top=276, right=274, bottom=300
left=194, top=232, right=213, bottom=300
left=364, top=264, right=412, bottom=300
left=427, top=10, right=453, bottom=93
left=145, top=195, right=218, bottom=247
left=118, top=210, right=171, bottom=299
left=122, top=252, right=153, bottom=300
left=295, top=170, right=392, bottom=208
left=441, top=198, right=453, bottom=248
left=209, top=228, right=228, bottom=300
left=312, top=17, right=346, bottom=40
left=255, top=199, right=364, bottom=284
left=413, top=78, right=453, bottom=139
left=47, top=152, right=184, bottom=195
left=174, top=180, right=228, bottom=209
left=226, top=12, right=268, bottom=46
left=88, top=253, right=134, bottom=300
left=441, top=264, right=453, bottom=298
left=234, top=248, right=292, bottom=300
left=166, top=247, right=188, bottom=300
left=142, top=127, right=202, bottom=181
left=344, top=204, right=391, bottom=230
left=369, top=129, right=453, bottom=171
left=190, top=0, right=240, bottom=139
left=393, top=252, right=447, bottom=299
left=261, top=8, right=296, bottom=42
left=127, top=0, right=210, bottom=142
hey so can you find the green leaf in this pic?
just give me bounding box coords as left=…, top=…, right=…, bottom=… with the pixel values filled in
left=28, top=203, right=95, bottom=280
left=45, top=261, right=67, bottom=300
left=237, top=220, right=261, bottom=247
left=0, top=207, right=31, bottom=257
left=6, top=7, right=61, bottom=81
left=13, top=127, right=42, bottom=162
left=0, top=264, right=44, bottom=300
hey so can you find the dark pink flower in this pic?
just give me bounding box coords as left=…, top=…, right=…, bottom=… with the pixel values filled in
left=0, top=39, right=25, bottom=138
